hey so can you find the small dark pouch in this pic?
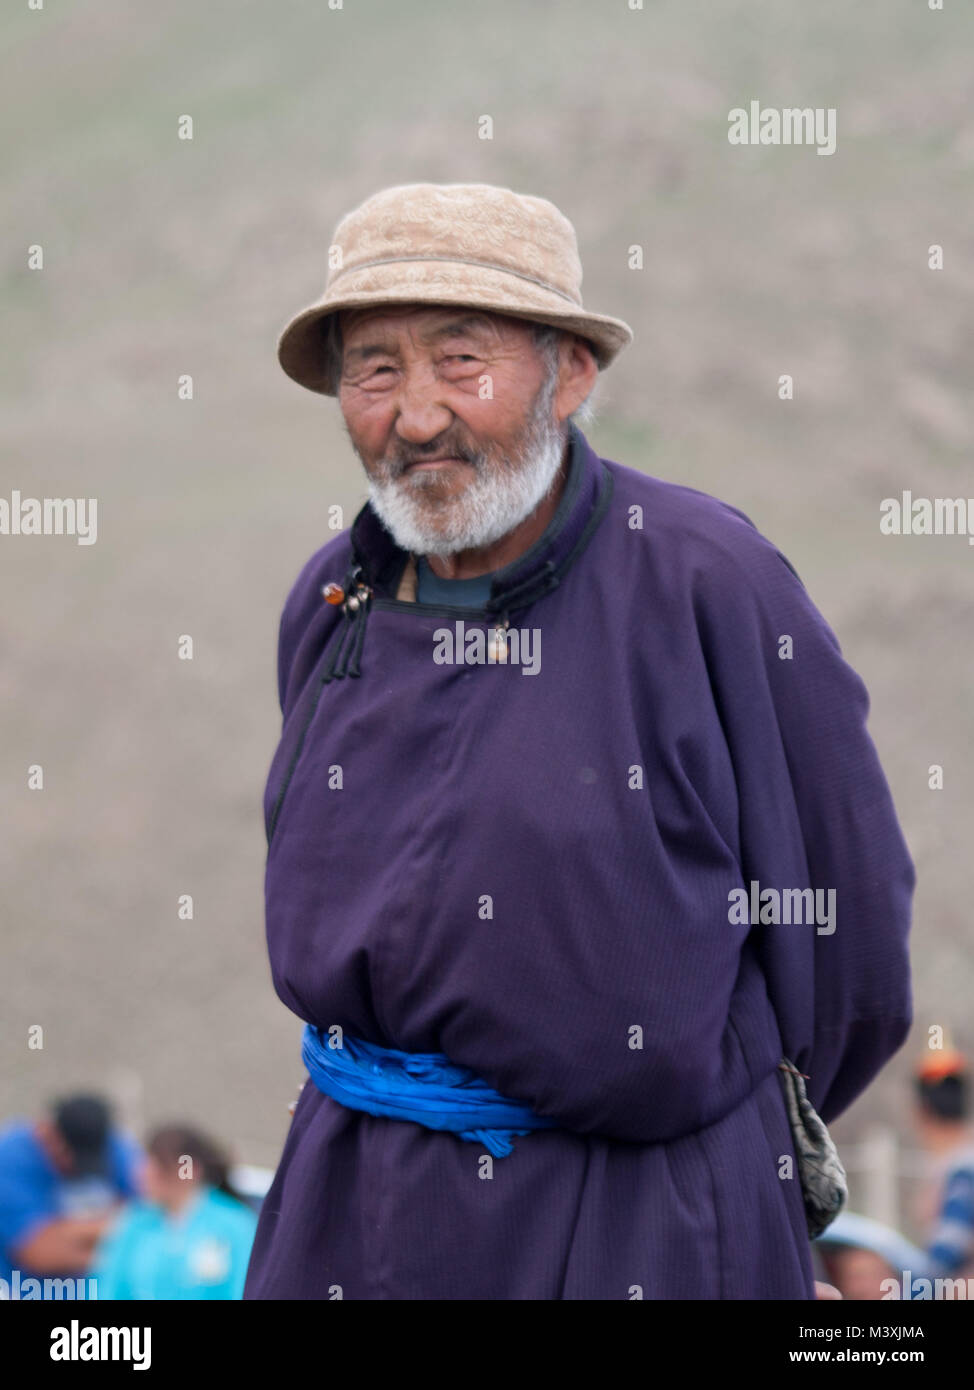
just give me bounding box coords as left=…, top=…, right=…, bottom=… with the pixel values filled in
left=777, top=1058, right=848, bottom=1240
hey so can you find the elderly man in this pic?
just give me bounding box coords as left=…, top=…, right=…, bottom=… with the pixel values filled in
left=244, top=182, right=913, bottom=1301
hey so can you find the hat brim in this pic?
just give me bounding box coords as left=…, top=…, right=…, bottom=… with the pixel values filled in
left=277, top=261, right=633, bottom=396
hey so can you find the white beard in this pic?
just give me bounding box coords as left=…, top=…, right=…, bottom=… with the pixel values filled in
left=363, top=378, right=566, bottom=558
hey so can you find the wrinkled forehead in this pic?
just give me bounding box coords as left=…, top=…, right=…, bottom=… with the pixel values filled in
left=338, top=305, right=531, bottom=350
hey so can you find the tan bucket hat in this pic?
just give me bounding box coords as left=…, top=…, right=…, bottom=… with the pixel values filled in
left=277, top=182, right=633, bottom=395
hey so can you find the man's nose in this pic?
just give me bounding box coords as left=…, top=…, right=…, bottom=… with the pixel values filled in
left=392, top=363, right=454, bottom=445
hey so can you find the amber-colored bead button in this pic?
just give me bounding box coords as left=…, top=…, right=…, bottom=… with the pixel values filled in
left=322, top=582, right=345, bottom=605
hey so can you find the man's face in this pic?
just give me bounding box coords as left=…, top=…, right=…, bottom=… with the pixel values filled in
left=336, top=306, right=569, bottom=557
left=36, top=1119, right=78, bottom=1175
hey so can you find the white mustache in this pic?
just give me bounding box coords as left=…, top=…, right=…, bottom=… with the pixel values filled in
left=385, top=449, right=484, bottom=480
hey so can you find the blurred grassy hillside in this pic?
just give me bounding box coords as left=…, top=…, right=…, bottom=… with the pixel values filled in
left=1, top=0, right=971, bottom=1208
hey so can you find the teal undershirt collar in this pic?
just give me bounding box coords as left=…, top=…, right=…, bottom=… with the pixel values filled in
left=415, top=555, right=495, bottom=608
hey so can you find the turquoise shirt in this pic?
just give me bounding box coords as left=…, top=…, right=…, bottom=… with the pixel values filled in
left=91, top=1186, right=257, bottom=1300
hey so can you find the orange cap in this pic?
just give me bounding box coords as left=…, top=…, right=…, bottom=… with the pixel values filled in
left=916, top=1046, right=968, bottom=1082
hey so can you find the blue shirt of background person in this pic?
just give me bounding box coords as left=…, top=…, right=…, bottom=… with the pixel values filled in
left=91, top=1124, right=257, bottom=1300
left=914, top=1050, right=974, bottom=1280
left=0, top=1094, right=143, bottom=1296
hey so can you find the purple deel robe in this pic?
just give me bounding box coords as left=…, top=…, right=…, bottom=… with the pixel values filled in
left=244, top=423, right=913, bottom=1300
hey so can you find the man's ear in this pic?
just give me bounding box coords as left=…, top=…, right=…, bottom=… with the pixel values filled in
left=554, top=335, right=599, bottom=424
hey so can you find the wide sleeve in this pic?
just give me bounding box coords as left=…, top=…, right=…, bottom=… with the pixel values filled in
left=694, top=516, right=914, bottom=1124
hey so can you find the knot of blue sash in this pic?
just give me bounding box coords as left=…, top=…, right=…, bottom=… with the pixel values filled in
left=301, top=1024, right=559, bottom=1157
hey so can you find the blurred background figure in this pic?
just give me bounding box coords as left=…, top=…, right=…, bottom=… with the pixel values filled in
left=813, top=1210, right=929, bottom=1301
left=912, top=1044, right=974, bottom=1280
left=818, top=1246, right=897, bottom=1301
left=92, top=1124, right=256, bottom=1300
left=0, top=1093, right=143, bottom=1296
